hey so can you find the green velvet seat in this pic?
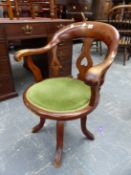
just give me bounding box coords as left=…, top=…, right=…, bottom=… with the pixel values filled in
left=26, top=77, right=91, bottom=113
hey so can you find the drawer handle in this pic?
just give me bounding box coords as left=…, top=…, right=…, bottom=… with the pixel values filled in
left=58, top=42, right=64, bottom=46
left=73, top=5, right=76, bottom=10
left=22, top=25, right=33, bottom=35
left=57, top=24, right=64, bottom=29
left=85, top=6, right=88, bottom=10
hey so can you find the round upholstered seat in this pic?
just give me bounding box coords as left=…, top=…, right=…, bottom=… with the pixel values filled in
left=25, top=77, right=91, bottom=113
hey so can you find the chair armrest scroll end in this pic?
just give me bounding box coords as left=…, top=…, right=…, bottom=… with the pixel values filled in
left=15, top=49, right=29, bottom=62
left=85, top=69, right=101, bottom=86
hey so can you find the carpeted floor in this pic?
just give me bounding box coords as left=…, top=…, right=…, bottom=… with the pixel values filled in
left=0, top=43, right=131, bottom=175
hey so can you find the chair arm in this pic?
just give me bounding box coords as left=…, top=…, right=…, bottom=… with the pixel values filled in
left=15, top=43, right=53, bottom=62
left=85, top=51, right=116, bottom=86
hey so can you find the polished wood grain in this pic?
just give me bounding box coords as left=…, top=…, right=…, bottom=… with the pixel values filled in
left=15, top=21, right=119, bottom=167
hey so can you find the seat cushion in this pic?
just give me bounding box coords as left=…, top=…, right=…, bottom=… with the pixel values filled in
left=26, top=77, right=91, bottom=113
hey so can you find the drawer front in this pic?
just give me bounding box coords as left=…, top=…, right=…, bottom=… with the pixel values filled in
left=5, top=23, right=48, bottom=39
left=0, top=59, right=10, bottom=75
left=67, top=4, right=90, bottom=12
left=0, top=76, right=14, bottom=96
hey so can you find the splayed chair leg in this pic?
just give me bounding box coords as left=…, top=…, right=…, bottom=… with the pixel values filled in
left=32, top=117, right=45, bottom=133
left=54, top=121, right=64, bottom=168
left=80, top=116, right=94, bottom=140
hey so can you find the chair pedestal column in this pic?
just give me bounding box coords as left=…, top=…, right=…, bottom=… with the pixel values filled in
left=54, top=121, right=64, bottom=168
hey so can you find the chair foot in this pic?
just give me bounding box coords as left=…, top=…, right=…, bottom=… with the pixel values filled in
left=54, top=148, right=63, bottom=168
left=32, top=117, right=45, bottom=133
left=54, top=121, right=64, bottom=168
left=80, top=116, right=94, bottom=140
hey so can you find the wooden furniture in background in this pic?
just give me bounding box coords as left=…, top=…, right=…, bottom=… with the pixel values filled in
left=56, top=0, right=95, bottom=21
left=0, top=18, right=73, bottom=101
left=1, top=0, right=57, bottom=19
left=112, top=0, right=131, bottom=6
left=0, top=0, right=14, bottom=19
left=15, top=21, right=119, bottom=167
left=108, top=4, right=131, bottom=65
left=93, top=0, right=113, bottom=20
left=1, top=0, right=131, bottom=20
left=64, top=0, right=94, bottom=21
left=93, top=0, right=131, bottom=20
left=56, top=0, right=113, bottom=20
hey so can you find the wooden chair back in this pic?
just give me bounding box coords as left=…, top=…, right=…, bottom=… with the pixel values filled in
left=108, top=4, right=131, bottom=64
left=50, top=21, right=119, bottom=81
left=16, top=21, right=119, bottom=85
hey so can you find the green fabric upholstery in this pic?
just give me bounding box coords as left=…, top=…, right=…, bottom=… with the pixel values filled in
left=26, top=77, right=91, bottom=113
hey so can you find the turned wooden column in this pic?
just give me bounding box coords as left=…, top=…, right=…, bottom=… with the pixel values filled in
left=50, top=0, right=57, bottom=18
left=6, top=0, right=14, bottom=19
left=29, top=0, right=35, bottom=19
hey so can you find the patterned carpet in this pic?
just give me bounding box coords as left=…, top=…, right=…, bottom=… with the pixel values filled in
left=0, top=43, right=131, bottom=175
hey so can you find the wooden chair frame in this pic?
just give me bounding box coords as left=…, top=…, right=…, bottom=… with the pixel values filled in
left=15, top=21, right=119, bottom=167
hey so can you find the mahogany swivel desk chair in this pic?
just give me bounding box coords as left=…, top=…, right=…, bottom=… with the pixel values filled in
left=15, top=21, right=119, bottom=167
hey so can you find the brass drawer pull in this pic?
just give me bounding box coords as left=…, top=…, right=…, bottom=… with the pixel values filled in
left=57, top=24, right=64, bottom=29
left=22, top=25, right=33, bottom=35
left=73, top=5, right=76, bottom=10
left=85, top=6, right=88, bottom=10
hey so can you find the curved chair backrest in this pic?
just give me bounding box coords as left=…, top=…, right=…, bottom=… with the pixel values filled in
left=49, top=21, right=119, bottom=80
left=51, top=21, right=119, bottom=51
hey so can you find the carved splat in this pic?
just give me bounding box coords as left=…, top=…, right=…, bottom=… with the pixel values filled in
left=50, top=45, right=62, bottom=77
left=76, top=38, right=93, bottom=80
